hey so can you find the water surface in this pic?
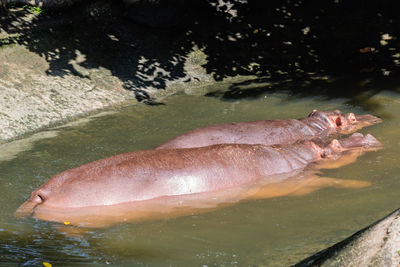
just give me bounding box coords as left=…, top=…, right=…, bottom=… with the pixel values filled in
left=0, top=86, right=399, bottom=266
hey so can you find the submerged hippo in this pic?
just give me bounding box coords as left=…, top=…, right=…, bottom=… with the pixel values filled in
left=156, top=110, right=381, bottom=149
left=15, top=133, right=382, bottom=227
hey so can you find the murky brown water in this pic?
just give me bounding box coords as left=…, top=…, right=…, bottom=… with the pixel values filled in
left=1, top=86, right=399, bottom=266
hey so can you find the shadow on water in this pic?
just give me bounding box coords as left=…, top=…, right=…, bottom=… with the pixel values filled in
left=1, top=0, right=399, bottom=106
left=206, top=74, right=400, bottom=116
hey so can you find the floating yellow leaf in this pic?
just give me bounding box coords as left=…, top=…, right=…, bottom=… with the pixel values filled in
left=64, top=221, right=70, bottom=225
left=43, top=262, right=52, bottom=267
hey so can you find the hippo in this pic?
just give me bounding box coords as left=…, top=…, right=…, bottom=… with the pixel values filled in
left=156, top=110, right=381, bottom=149
left=15, top=133, right=382, bottom=227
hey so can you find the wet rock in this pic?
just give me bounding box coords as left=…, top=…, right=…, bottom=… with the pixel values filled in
left=0, top=7, right=220, bottom=143
left=0, top=44, right=128, bottom=142
left=294, top=209, right=400, bottom=266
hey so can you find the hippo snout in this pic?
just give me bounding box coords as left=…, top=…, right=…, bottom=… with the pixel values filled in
left=354, top=114, right=383, bottom=126
left=363, top=134, right=382, bottom=147
left=338, top=133, right=383, bottom=149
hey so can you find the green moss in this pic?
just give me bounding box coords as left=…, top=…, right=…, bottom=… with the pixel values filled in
left=23, top=5, right=43, bottom=14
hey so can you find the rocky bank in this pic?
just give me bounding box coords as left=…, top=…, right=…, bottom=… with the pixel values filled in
left=294, top=209, right=400, bottom=266
left=0, top=6, right=220, bottom=143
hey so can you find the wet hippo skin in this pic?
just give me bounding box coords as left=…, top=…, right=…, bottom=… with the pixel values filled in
left=15, top=133, right=382, bottom=227
left=156, top=110, right=381, bottom=149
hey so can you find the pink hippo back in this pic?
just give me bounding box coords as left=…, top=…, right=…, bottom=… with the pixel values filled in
left=16, top=142, right=323, bottom=217
left=15, top=133, right=382, bottom=219
left=155, top=110, right=381, bottom=149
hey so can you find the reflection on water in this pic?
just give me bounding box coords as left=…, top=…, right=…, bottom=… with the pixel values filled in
left=0, top=131, right=59, bottom=162
left=0, top=86, right=399, bottom=266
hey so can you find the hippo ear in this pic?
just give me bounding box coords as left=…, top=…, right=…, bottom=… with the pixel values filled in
left=308, top=110, right=319, bottom=117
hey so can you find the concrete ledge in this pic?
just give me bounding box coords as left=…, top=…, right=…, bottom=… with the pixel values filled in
left=294, top=209, right=400, bottom=266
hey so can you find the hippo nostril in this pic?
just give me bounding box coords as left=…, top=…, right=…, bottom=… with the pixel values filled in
left=347, top=113, right=356, bottom=123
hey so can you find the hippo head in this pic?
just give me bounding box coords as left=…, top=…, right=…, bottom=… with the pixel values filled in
left=321, top=133, right=382, bottom=158
left=308, top=110, right=382, bottom=134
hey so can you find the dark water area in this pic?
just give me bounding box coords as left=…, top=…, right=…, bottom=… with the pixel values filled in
left=0, top=81, right=399, bottom=266
left=2, top=1, right=399, bottom=104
